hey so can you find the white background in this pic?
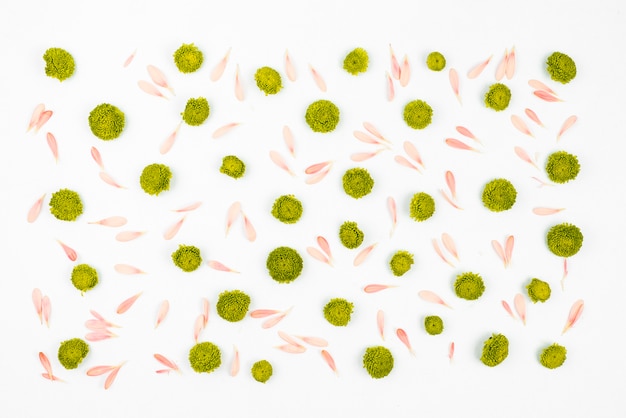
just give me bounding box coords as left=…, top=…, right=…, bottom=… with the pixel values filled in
left=1, top=0, right=625, bottom=417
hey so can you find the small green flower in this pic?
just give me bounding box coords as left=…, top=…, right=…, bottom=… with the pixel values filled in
left=482, top=178, right=517, bottom=212
left=389, top=250, right=414, bottom=277
left=539, top=343, right=567, bottom=369
left=484, top=83, right=511, bottom=111
left=216, top=290, right=251, bottom=322
left=188, top=342, right=221, bottom=373
left=254, top=67, right=283, bottom=95
left=140, top=163, right=172, bottom=196
left=546, top=223, right=583, bottom=258
left=546, top=52, right=576, bottom=84
left=88, top=103, right=125, bottom=140
left=305, top=100, right=340, bottom=133
left=526, top=278, right=551, bottom=303
left=426, top=52, right=446, bottom=71
left=424, top=316, right=444, bottom=335
left=362, top=346, right=394, bottom=379
left=342, top=168, right=374, bottom=199
left=266, top=247, right=303, bottom=283
left=220, top=155, right=246, bottom=179
left=182, top=97, right=210, bottom=126
left=545, top=151, right=580, bottom=184
left=49, top=188, right=83, bottom=221
left=251, top=360, right=273, bottom=383
left=43, top=47, right=75, bottom=82
left=271, top=195, right=303, bottom=224
left=58, top=338, right=89, bottom=370
left=323, top=298, right=354, bottom=327
left=338, top=221, right=364, bottom=249
left=480, top=333, right=509, bottom=367
left=343, top=47, right=369, bottom=75
left=403, top=100, right=433, bottom=129
left=454, top=272, right=485, bottom=300
left=71, top=264, right=98, bottom=294
left=171, top=244, right=202, bottom=272
left=173, top=43, right=204, bottom=73
left=409, top=192, right=435, bottom=221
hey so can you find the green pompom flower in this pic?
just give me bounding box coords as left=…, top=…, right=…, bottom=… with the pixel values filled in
left=426, top=52, right=446, bottom=71
left=251, top=360, right=273, bottom=383
left=216, top=290, right=251, bottom=322
left=323, top=298, right=354, bottom=327
left=266, top=247, right=303, bottom=283
left=482, top=178, right=517, bottom=212
left=546, top=223, right=583, bottom=258
left=254, top=67, right=283, bottom=95
left=540, top=343, right=567, bottom=369
left=338, top=221, right=364, bottom=249
left=484, top=83, right=511, bottom=111
left=363, top=346, right=394, bottom=379
left=49, top=188, right=83, bottom=221
left=43, top=47, right=75, bottom=82
left=409, top=192, right=435, bottom=221
left=173, top=43, right=204, bottom=73
left=140, top=163, right=172, bottom=196
left=526, top=278, right=551, bottom=303
left=389, top=250, right=414, bottom=277
left=342, top=168, right=374, bottom=199
left=343, top=47, right=369, bottom=75
left=271, top=195, right=303, bottom=224
left=182, top=97, right=210, bottom=126
left=480, top=333, right=509, bottom=367
left=88, top=103, right=125, bottom=140
left=58, top=338, right=89, bottom=370
left=546, top=52, right=576, bottom=84
left=454, top=272, right=485, bottom=300
left=545, top=151, right=580, bottom=184
left=220, top=155, right=246, bottom=179
left=171, top=245, right=202, bottom=272
left=305, top=100, right=340, bottom=133
left=424, top=316, right=444, bottom=335
left=71, top=264, right=98, bottom=294
left=403, top=100, right=433, bottom=129
left=188, top=342, right=221, bottom=373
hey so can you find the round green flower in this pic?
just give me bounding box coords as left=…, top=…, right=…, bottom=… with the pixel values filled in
left=409, top=192, right=435, bottom=221
left=482, top=178, right=517, bottom=212
left=389, top=250, right=414, bottom=277
left=254, top=67, right=283, bottom=95
left=526, top=278, right=551, bottom=303
left=140, top=163, right=172, bottom=195
left=323, top=298, right=354, bottom=327
left=424, top=316, right=444, bottom=335
left=546, top=223, right=583, bottom=258
left=545, top=151, right=580, bottom=184
left=426, top=52, right=446, bottom=71
left=539, top=343, right=567, bottom=369
left=339, top=221, right=364, bottom=249
left=49, top=188, right=83, bottom=221
left=271, top=195, right=303, bottom=224
left=362, top=346, right=394, bottom=379
left=266, top=247, right=303, bottom=283
left=172, top=244, right=202, bottom=272
left=216, top=290, right=251, bottom=322
left=43, top=47, right=75, bottom=82
left=480, top=333, right=509, bottom=367
left=342, top=168, right=374, bottom=199
left=484, top=83, right=511, bottom=111
left=454, top=272, right=485, bottom=300
left=403, top=100, right=433, bottom=129
left=71, top=264, right=98, bottom=293
left=220, top=155, right=246, bottom=179
left=88, top=103, right=125, bottom=140
left=182, top=97, right=210, bottom=126
left=343, top=47, right=369, bottom=75
left=173, top=43, right=204, bottom=73
left=251, top=360, right=273, bottom=383
left=58, top=338, right=89, bottom=370
left=305, top=100, right=340, bottom=133
left=188, top=342, right=221, bottom=373
left=546, top=52, right=576, bottom=84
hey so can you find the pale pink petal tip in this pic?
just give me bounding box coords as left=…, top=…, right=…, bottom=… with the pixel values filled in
left=116, top=231, right=146, bottom=242
left=403, top=141, right=424, bottom=168
left=235, top=64, right=244, bottom=101
left=27, top=104, right=45, bottom=132
left=212, top=122, right=240, bottom=139
left=194, top=314, right=204, bottom=342
left=364, top=284, right=397, bottom=293
left=137, top=80, right=168, bottom=99
left=528, top=79, right=556, bottom=95
left=557, top=115, right=578, bottom=141
left=505, top=46, right=516, bottom=79
left=305, top=165, right=332, bottom=185
left=89, top=216, right=127, bottom=227
left=316, top=236, right=333, bottom=261
left=123, top=49, right=137, bottom=67
left=160, top=123, right=181, bottom=155
left=32, top=288, right=43, bottom=324
left=261, top=307, right=292, bottom=329
left=99, top=171, right=125, bottom=189
left=441, top=233, right=459, bottom=260
left=249, top=309, right=281, bottom=318
left=155, top=300, right=170, bottom=329
left=514, top=293, right=526, bottom=326
left=210, top=47, right=231, bottom=82
left=389, top=44, right=401, bottom=80
left=275, top=344, right=307, bottom=354
left=117, top=292, right=143, bottom=314
left=377, top=310, right=385, bottom=340
left=449, top=68, right=461, bottom=104
left=172, top=201, right=202, bottom=213
left=230, top=346, right=240, bottom=376
left=511, top=115, right=533, bottom=137
left=307, top=247, right=332, bottom=266
left=351, top=149, right=384, bottom=162
left=285, top=50, right=297, bottom=82
left=562, top=299, right=584, bottom=334
left=444, top=171, right=457, bottom=199
left=495, top=49, right=508, bottom=81
left=46, top=132, right=59, bottom=162
left=104, top=363, right=125, bottom=390
left=394, top=155, right=421, bottom=173
left=297, top=336, right=328, bottom=348
left=524, top=108, right=544, bottom=127
left=114, top=264, right=146, bottom=275
left=321, top=349, right=338, bottom=375
left=353, top=243, right=377, bottom=266
left=501, top=300, right=516, bottom=319
left=440, top=189, right=463, bottom=210
left=27, top=194, right=46, bottom=223
left=207, top=260, right=240, bottom=273
left=147, top=64, right=174, bottom=95
left=448, top=342, right=455, bottom=362
left=418, top=290, right=452, bottom=309
left=91, top=146, right=105, bottom=169
left=57, top=240, right=77, bottom=261
left=269, top=150, right=295, bottom=176
left=532, top=207, right=565, bottom=216
left=432, top=239, right=455, bottom=267
left=242, top=212, right=257, bottom=242
left=363, top=122, right=390, bottom=144
left=225, top=201, right=241, bottom=236
left=35, top=110, right=53, bottom=133
left=399, top=55, right=410, bottom=87
left=467, top=55, right=492, bottom=79
left=533, top=90, right=562, bottom=102
left=396, top=328, right=415, bottom=356
left=514, top=146, right=538, bottom=169
left=387, top=196, right=397, bottom=237
left=283, top=125, right=295, bottom=157
left=164, top=216, right=186, bottom=240
left=386, top=71, right=395, bottom=101
left=202, top=298, right=210, bottom=327
left=41, top=296, right=51, bottom=327
left=492, top=240, right=507, bottom=267
left=309, top=64, right=327, bottom=92
left=445, top=138, right=479, bottom=153
left=456, top=126, right=481, bottom=144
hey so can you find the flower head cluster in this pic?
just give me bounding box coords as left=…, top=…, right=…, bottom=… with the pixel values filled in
left=216, top=290, right=251, bottom=322
left=271, top=195, right=303, bottom=224
left=71, top=264, right=98, bottom=294
left=49, top=188, right=83, bottom=221
left=454, top=272, right=485, bottom=300
left=480, top=333, right=509, bottom=367
left=266, top=247, right=303, bottom=283
left=323, top=298, right=354, bottom=327
left=220, top=155, right=246, bottom=179
left=546, top=52, right=576, bottom=84
left=546, top=223, right=583, bottom=257
left=338, top=221, right=364, bottom=249
left=540, top=343, right=567, bottom=369
left=140, top=163, right=172, bottom=195
left=251, top=360, right=273, bottom=383
left=362, top=346, right=394, bottom=379
left=182, top=97, right=210, bottom=126
left=482, top=178, right=517, bottom=212
left=343, top=47, right=369, bottom=75
left=58, top=338, right=89, bottom=369
left=526, top=278, right=551, bottom=303
left=88, top=103, right=125, bottom=140
left=484, top=83, right=511, bottom=111
left=254, top=67, right=283, bottom=95
left=188, top=342, right=221, bottom=373
left=305, top=100, right=340, bottom=133
left=43, top=47, right=75, bottom=82
left=171, top=245, right=202, bottom=272
left=173, top=43, right=204, bottom=73
left=342, top=168, right=374, bottom=199
left=403, top=100, right=433, bottom=129
left=424, top=316, right=444, bottom=335
left=389, top=250, right=414, bottom=277
left=426, top=52, right=446, bottom=71
left=545, top=151, right=580, bottom=184
left=409, top=192, right=435, bottom=221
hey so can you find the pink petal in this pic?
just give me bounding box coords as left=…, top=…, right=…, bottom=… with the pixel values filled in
left=116, top=292, right=142, bottom=314
left=41, top=373, right=63, bottom=382
left=46, top=132, right=59, bottom=162
left=528, top=79, right=556, bottom=95
left=354, top=130, right=382, bottom=146
left=351, top=149, right=384, bottom=162
left=262, top=311, right=289, bottom=329
left=396, top=328, right=415, bottom=356
left=449, top=68, right=461, bottom=104
left=562, top=299, right=584, bottom=334
left=403, top=141, right=424, bottom=167
left=448, top=342, right=455, bottom=362
left=297, top=336, right=328, bottom=348
left=202, top=298, right=209, bottom=327
left=492, top=240, right=507, bottom=267
left=377, top=310, right=385, bottom=340
left=495, top=49, right=507, bottom=81
left=160, top=123, right=181, bottom=155
left=394, top=155, right=421, bottom=173
left=532, top=207, right=565, bottom=216
left=432, top=239, right=454, bottom=267
left=230, top=346, right=240, bottom=376
left=234, top=64, right=244, bottom=101
left=87, top=365, right=117, bottom=376
left=147, top=65, right=174, bottom=94
left=115, top=231, right=146, bottom=242
left=85, top=331, right=117, bottom=341
left=210, top=47, right=231, bottom=82
left=212, top=122, right=240, bottom=139
left=41, top=296, right=51, bottom=327
left=114, top=264, right=146, bottom=275
left=305, top=161, right=332, bottom=175
left=364, top=284, right=396, bottom=294
left=524, top=108, right=544, bottom=127
left=225, top=202, right=241, bottom=236
left=155, top=300, right=169, bottom=329
left=445, top=138, right=479, bottom=152
left=163, top=216, right=186, bottom=240
left=387, top=196, right=397, bottom=237
left=514, top=293, right=526, bottom=325
left=455, top=126, right=480, bottom=144
left=418, top=290, right=452, bottom=309
left=39, top=352, right=53, bottom=377
left=57, top=240, right=77, bottom=261
left=207, top=260, right=240, bottom=273
left=194, top=314, right=204, bottom=342
left=249, top=309, right=281, bottom=319
left=307, top=246, right=332, bottom=266
left=32, top=288, right=43, bottom=324
left=353, top=243, right=377, bottom=266
left=532, top=176, right=554, bottom=188
left=557, top=115, right=577, bottom=141
left=511, top=115, right=533, bottom=137
left=363, top=122, right=389, bottom=144
left=389, top=44, right=401, bottom=80
left=99, top=171, right=125, bottom=189
left=172, top=201, right=202, bottom=213
left=85, top=319, right=110, bottom=331
left=316, top=236, right=332, bottom=260
left=309, top=64, right=327, bottom=92
left=283, top=125, right=296, bottom=157
left=386, top=71, right=395, bottom=101
left=321, top=349, right=337, bottom=374
left=154, top=354, right=178, bottom=371
left=35, top=110, right=53, bottom=133
left=439, top=189, right=463, bottom=210
left=514, top=146, right=538, bottom=169
left=501, top=300, right=516, bottom=319
left=275, top=344, right=306, bottom=354
left=444, top=171, right=456, bottom=199
left=89, top=310, right=119, bottom=328
left=91, top=146, right=105, bottom=170
left=27, top=194, right=45, bottom=223
left=269, top=150, right=295, bottom=176
left=278, top=330, right=303, bottom=348
left=242, top=213, right=257, bottom=242
left=505, top=46, right=516, bottom=79
left=533, top=90, right=562, bottom=102
left=285, top=49, right=297, bottom=82
left=441, top=233, right=459, bottom=260
left=104, top=363, right=124, bottom=390
left=27, top=103, right=45, bottom=132
left=137, top=80, right=167, bottom=99
left=467, top=55, right=492, bottom=79
left=561, top=258, right=569, bottom=290
left=505, top=235, right=514, bottom=266
left=399, top=55, right=410, bottom=87
left=123, top=49, right=136, bottom=67
left=305, top=166, right=331, bottom=185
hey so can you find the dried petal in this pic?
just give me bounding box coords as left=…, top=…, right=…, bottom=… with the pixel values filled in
left=562, top=299, right=584, bottom=334
left=305, top=161, right=332, bottom=175
left=394, top=155, right=421, bottom=173
left=210, top=47, right=231, bottom=82
left=285, top=50, right=297, bottom=81
left=164, top=216, right=186, bottom=240
left=316, top=236, right=332, bottom=260
left=467, top=55, right=492, bottom=79
left=305, top=166, right=331, bottom=184
left=212, top=122, right=240, bottom=139
left=448, top=342, right=455, bottom=362
left=511, top=115, right=533, bottom=137
left=444, top=171, right=456, bottom=199
left=39, top=352, right=53, bottom=377
left=154, top=354, right=178, bottom=371
left=57, top=240, right=77, bottom=261
left=116, top=292, right=142, bottom=314
left=418, top=290, right=452, bottom=308
left=86, top=365, right=117, bottom=376
left=363, top=122, right=389, bottom=143
left=297, top=336, right=328, bottom=347
left=278, top=331, right=303, bottom=347
left=351, top=149, right=384, bottom=162
left=492, top=240, right=507, bottom=267
left=89, top=216, right=127, bottom=227
left=115, top=231, right=146, bottom=242
left=557, top=115, right=577, bottom=141
left=114, top=264, right=146, bottom=275
left=194, top=314, right=204, bottom=342
left=172, top=201, right=202, bottom=213
left=528, top=79, right=556, bottom=94
left=262, top=312, right=288, bottom=329
left=309, top=64, right=327, bottom=92
left=155, top=300, right=169, bottom=329
left=104, top=363, right=124, bottom=390
left=202, top=298, right=209, bottom=327
left=353, top=243, right=377, bottom=266
left=456, top=126, right=480, bottom=144
left=514, top=293, right=526, bottom=325
left=505, top=235, right=514, bottom=266
left=439, top=189, right=463, bottom=210
left=85, top=331, right=117, bottom=342
left=27, top=194, right=45, bottom=223
left=354, top=130, right=382, bottom=146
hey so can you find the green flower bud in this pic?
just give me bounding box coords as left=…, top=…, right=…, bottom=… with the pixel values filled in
left=546, top=223, right=583, bottom=258
left=409, top=192, right=435, bottom=221
left=342, top=168, right=374, bottom=199
left=58, top=338, right=89, bottom=370
left=546, top=52, right=576, bottom=84
left=188, top=342, right=221, bottom=373
left=424, top=316, right=444, bottom=335
left=482, top=178, right=517, bottom=212
left=545, top=151, right=580, bottom=184
left=266, top=246, right=303, bottom=283
left=403, top=100, right=433, bottom=129
left=480, top=333, right=509, bottom=367
left=43, top=47, right=75, bottom=82
left=88, top=103, right=125, bottom=140
left=426, top=52, right=446, bottom=71
left=271, top=195, right=303, bottom=224
left=305, top=100, right=340, bottom=133
left=338, top=221, right=364, bottom=249
left=49, top=188, right=83, bottom=221
left=181, top=97, right=210, bottom=126
left=526, top=278, right=551, bottom=303
left=484, top=83, right=511, bottom=111
left=254, top=67, right=283, bottom=95
left=216, top=290, right=251, bottom=322
left=389, top=250, right=414, bottom=277
left=71, top=264, right=98, bottom=294
left=173, top=43, right=203, bottom=73
left=140, top=163, right=172, bottom=196
left=171, top=244, right=202, bottom=272
left=454, top=272, right=485, bottom=300
left=362, top=346, right=394, bottom=379
left=539, top=343, right=567, bottom=369
left=251, top=360, right=273, bottom=383
left=343, top=47, right=369, bottom=75
left=220, top=155, right=246, bottom=179
left=323, top=298, right=354, bottom=327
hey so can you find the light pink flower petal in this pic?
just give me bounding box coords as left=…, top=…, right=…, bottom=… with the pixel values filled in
left=35, top=110, right=53, bottom=133
left=160, top=123, right=181, bottom=155
left=533, top=90, right=562, bottom=102
left=364, top=284, right=396, bottom=294
left=89, top=310, right=119, bottom=328
left=32, top=288, right=43, bottom=324
left=297, top=336, right=328, bottom=347
left=210, top=47, right=231, bottom=82
left=386, top=71, right=394, bottom=101
left=532, top=207, right=565, bottom=216
left=91, top=146, right=104, bottom=170
left=449, top=342, right=455, bottom=362
left=528, top=79, right=556, bottom=94
left=418, top=290, right=452, bottom=309
left=305, top=166, right=331, bottom=185
left=57, top=240, right=77, bottom=261
left=456, top=126, right=480, bottom=144
left=394, top=155, right=421, bottom=173
left=117, top=292, right=142, bottom=314
left=399, top=55, right=410, bottom=87
left=445, top=138, right=479, bottom=152
left=514, top=146, right=538, bottom=169
left=387, top=196, right=397, bottom=237
left=104, top=364, right=124, bottom=390
left=87, top=365, right=117, bottom=376
left=505, top=47, right=516, bottom=79
left=41, top=373, right=64, bottom=382
left=524, top=108, right=544, bottom=127
left=354, top=130, right=382, bottom=146
left=39, top=352, right=54, bottom=377
left=561, top=258, right=569, bottom=290
left=445, top=171, right=456, bottom=199
left=505, top=235, right=514, bottom=266
left=283, top=125, right=295, bottom=157
left=41, top=296, right=51, bottom=327
left=207, top=260, right=240, bottom=273
left=85, top=319, right=110, bottom=331
left=449, top=68, right=461, bottom=104
left=99, top=171, right=125, bottom=189
left=441, top=233, right=459, bottom=260
left=532, top=176, right=554, bottom=188
left=194, top=314, right=204, bottom=342
left=353, top=243, right=377, bottom=266
left=305, top=161, right=332, bottom=175
left=172, top=201, right=202, bottom=213
left=27, top=194, right=45, bottom=223
left=403, top=141, right=424, bottom=167
left=439, top=189, right=463, bottom=210
left=492, top=240, right=507, bottom=267
left=389, top=44, right=401, bottom=80
left=225, top=202, right=241, bottom=236
left=123, top=49, right=136, bottom=67
left=285, top=50, right=297, bottom=82
left=321, top=349, right=337, bottom=374
left=309, top=64, right=327, bottom=92
left=467, top=55, right=492, bottom=79
left=202, top=298, right=209, bottom=327
left=164, top=216, right=186, bottom=240
left=377, top=310, right=385, bottom=340
left=147, top=65, right=174, bottom=94
left=230, top=346, right=240, bottom=376
left=234, top=64, right=244, bottom=101
left=275, top=344, right=307, bottom=354
left=306, top=247, right=332, bottom=266
left=495, top=49, right=507, bottom=81
left=316, top=236, right=332, bottom=260
left=137, top=80, right=167, bottom=99
left=557, top=115, right=577, bottom=141
left=363, top=122, right=389, bottom=144
left=432, top=239, right=454, bottom=267
left=85, top=331, right=117, bottom=342
left=27, top=104, right=45, bottom=132
left=155, top=300, right=169, bottom=329
left=562, top=299, right=584, bottom=334
left=242, top=213, right=257, bottom=242
left=278, top=331, right=303, bottom=347
left=114, top=264, right=146, bottom=275
left=514, top=293, right=526, bottom=325
left=212, top=122, right=240, bottom=139
left=115, top=231, right=146, bottom=242
left=501, top=300, right=516, bottom=319
left=249, top=309, right=281, bottom=319
left=269, top=150, right=295, bottom=176
left=351, top=149, right=384, bottom=162
left=46, top=132, right=59, bottom=162
left=154, top=354, right=178, bottom=371
left=262, top=311, right=289, bottom=329
left=511, top=115, right=533, bottom=137
left=396, top=328, right=415, bottom=356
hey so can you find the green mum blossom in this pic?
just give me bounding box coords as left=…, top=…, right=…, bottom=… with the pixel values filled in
left=342, top=168, right=374, bottom=199
left=480, top=333, right=509, bottom=367
left=58, top=338, right=89, bottom=370
left=540, top=343, right=567, bottom=369
left=545, top=151, right=580, bottom=184
left=343, top=47, right=369, bottom=75
left=323, top=298, right=354, bottom=327
left=426, top=52, right=446, bottom=71
left=188, top=342, right=221, bottom=373
left=409, top=192, right=435, bottom=221
left=546, top=223, right=583, bottom=257
left=266, top=247, right=303, bottom=283
left=220, top=155, right=246, bottom=179
left=173, top=43, right=204, bottom=73
left=71, top=264, right=98, bottom=294
left=338, top=221, right=364, bottom=249
left=526, top=278, right=551, bottom=303
left=182, top=97, right=210, bottom=126
left=362, top=346, right=394, bottom=379
left=171, top=244, right=202, bottom=272
left=254, top=67, right=283, bottom=95
left=271, top=195, right=303, bottom=224
left=484, top=83, right=511, bottom=111
left=403, top=100, right=433, bottom=129
left=482, top=178, right=517, bottom=212
left=251, top=360, right=273, bottom=383
left=424, top=316, right=444, bottom=335
left=454, top=272, right=485, bottom=300
left=546, top=52, right=576, bottom=84
left=43, top=47, right=75, bottom=82
left=49, top=188, right=83, bottom=221
left=305, top=100, right=340, bottom=133
left=216, top=290, right=251, bottom=322
left=140, top=163, right=172, bottom=196
left=88, top=103, right=125, bottom=140
left=389, top=250, right=414, bottom=277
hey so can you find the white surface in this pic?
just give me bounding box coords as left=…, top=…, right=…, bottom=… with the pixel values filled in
left=2, top=0, right=625, bottom=417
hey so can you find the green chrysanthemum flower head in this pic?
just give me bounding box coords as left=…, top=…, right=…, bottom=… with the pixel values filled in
left=338, top=221, right=364, bottom=249
left=254, top=67, right=283, bottom=95
left=526, top=278, right=551, bottom=303
left=49, top=188, right=83, bottom=221
left=58, top=338, right=89, bottom=370
left=171, top=244, right=202, bottom=272
left=216, top=290, right=251, bottom=322
left=480, top=333, right=509, bottom=367
left=305, top=100, right=340, bottom=133
left=454, top=272, right=485, bottom=300
left=484, top=83, right=511, bottom=111
left=363, top=346, right=394, bottom=379
left=546, top=223, right=583, bottom=258
left=71, top=264, right=98, bottom=294
left=220, top=155, right=246, bottom=179
left=181, top=97, right=210, bottom=126
left=43, top=47, right=75, bottom=82
left=323, top=298, right=354, bottom=327
left=343, top=47, right=369, bottom=75
left=545, top=151, right=580, bottom=184
left=426, top=52, right=446, bottom=71
left=482, top=178, right=517, bottom=212
left=389, top=250, right=414, bottom=277
left=266, top=246, right=303, bottom=283
left=140, top=163, right=172, bottom=196
left=88, top=103, right=125, bottom=140
left=546, top=52, right=576, bottom=84
left=251, top=360, right=273, bottom=383
left=403, top=100, right=433, bottom=129
left=342, top=168, right=374, bottom=199
left=540, top=343, right=567, bottom=369
left=271, top=195, right=303, bottom=224
left=173, top=43, right=204, bottom=73
left=188, top=342, right=221, bottom=373
left=424, top=316, right=444, bottom=335
left=409, top=192, right=435, bottom=221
